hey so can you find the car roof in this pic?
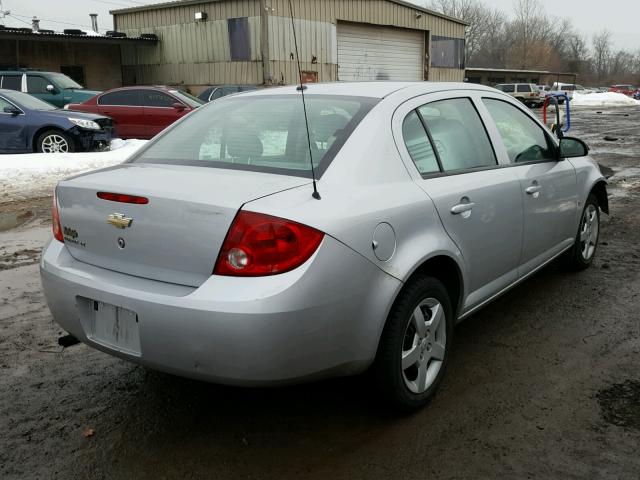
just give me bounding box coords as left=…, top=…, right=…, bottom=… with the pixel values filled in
left=240, top=81, right=498, bottom=99
left=101, top=85, right=174, bottom=93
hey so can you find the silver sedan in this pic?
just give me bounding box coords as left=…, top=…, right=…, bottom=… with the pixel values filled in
left=40, top=82, right=607, bottom=410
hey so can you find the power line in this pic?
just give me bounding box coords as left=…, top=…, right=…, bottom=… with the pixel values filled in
left=9, top=12, right=98, bottom=31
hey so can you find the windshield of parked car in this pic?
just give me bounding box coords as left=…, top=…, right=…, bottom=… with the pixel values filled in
left=131, top=94, right=378, bottom=177
left=50, top=73, right=83, bottom=90
left=169, top=90, right=204, bottom=108
left=3, top=90, right=56, bottom=111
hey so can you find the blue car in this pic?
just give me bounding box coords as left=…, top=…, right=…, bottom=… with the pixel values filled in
left=0, top=89, right=114, bottom=154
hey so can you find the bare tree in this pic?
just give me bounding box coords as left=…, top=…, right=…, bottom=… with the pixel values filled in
left=592, top=30, right=612, bottom=83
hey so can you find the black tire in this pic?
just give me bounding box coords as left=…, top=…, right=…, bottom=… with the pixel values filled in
left=372, top=275, right=454, bottom=412
left=565, top=194, right=600, bottom=270
left=36, top=129, right=75, bottom=154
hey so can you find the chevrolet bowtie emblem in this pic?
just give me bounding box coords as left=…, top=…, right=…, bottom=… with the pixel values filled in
left=107, top=213, right=133, bottom=229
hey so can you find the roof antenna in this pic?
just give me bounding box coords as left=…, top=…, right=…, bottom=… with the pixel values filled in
left=287, top=0, right=320, bottom=200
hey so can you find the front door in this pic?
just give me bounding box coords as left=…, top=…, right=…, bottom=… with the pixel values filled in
left=26, top=74, right=62, bottom=107
left=481, top=97, right=578, bottom=275
left=0, top=96, right=27, bottom=152
left=96, top=90, right=146, bottom=139
left=400, top=96, right=524, bottom=312
left=141, top=89, right=187, bottom=137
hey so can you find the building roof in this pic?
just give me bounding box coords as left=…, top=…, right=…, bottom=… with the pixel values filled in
left=0, top=26, right=157, bottom=44
left=466, top=67, right=576, bottom=75
left=110, top=0, right=468, bottom=26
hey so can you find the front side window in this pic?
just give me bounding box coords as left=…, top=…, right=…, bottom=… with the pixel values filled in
left=26, top=76, right=50, bottom=94
left=402, top=111, right=440, bottom=175
left=99, top=90, right=141, bottom=106
left=132, top=95, right=378, bottom=177
left=483, top=98, right=556, bottom=163
left=1, top=75, right=21, bottom=91
left=418, top=98, right=496, bottom=172
left=0, top=96, right=14, bottom=111
left=141, top=90, right=175, bottom=107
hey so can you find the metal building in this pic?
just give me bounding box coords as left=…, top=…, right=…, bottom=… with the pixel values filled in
left=112, top=0, right=467, bottom=94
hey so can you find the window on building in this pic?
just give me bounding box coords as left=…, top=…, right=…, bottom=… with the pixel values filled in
left=228, top=17, right=251, bottom=61
left=1, top=75, right=22, bottom=91
left=488, top=76, right=505, bottom=84
left=26, top=75, right=50, bottom=94
left=431, top=36, right=465, bottom=69
left=60, top=65, right=85, bottom=86
left=98, top=90, right=141, bottom=106
left=418, top=98, right=496, bottom=172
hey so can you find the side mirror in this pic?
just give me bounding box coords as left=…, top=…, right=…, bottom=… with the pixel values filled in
left=46, top=84, right=57, bottom=93
left=559, top=137, right=589, bottom=159
left=3, top=106, right=21, bottom=116
left=172, top=102, right=186, bottom=111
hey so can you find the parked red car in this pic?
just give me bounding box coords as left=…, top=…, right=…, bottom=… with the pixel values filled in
left=609, top=84, right=637, bottom=97
left=67, top=86, right=204, bottom=139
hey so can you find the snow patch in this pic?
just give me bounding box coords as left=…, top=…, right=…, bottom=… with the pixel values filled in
left=0, top=139, right=147, bottom=203
left=572, top=92, right=640, bottom=107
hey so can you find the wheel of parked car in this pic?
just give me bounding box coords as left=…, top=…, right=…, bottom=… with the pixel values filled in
left=36, top=130, right=75, bottom=154
left=565, top=194, right=600, bottom=270
left=373, top=275, right=453, bottom=411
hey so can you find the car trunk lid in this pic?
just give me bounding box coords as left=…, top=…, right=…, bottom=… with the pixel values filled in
left=56, top=163, right=309, bottom=286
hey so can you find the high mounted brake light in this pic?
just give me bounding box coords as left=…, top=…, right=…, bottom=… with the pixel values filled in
left=97, top=192, right=149, bottom=204
left=214, top=211, right=324, bottom=276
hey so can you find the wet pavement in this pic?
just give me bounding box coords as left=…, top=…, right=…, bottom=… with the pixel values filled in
left=1, top=106, right=639, bottom=479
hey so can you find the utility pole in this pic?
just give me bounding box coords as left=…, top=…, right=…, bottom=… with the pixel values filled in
left=260, top=0, right=272, bottom=85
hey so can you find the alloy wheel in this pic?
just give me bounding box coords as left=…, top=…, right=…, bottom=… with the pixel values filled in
left=401, top=298, right=447, bottom=394
left=580, top=204, right=599, bottom=261
left=41, top=134, right=69, bottom=153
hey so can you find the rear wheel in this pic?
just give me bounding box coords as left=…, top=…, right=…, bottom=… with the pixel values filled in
left=36, top=130, right=74, bottom=154
left=565, top=194, right=600, bottom=270
left=373, top=275, right=453, bottom=411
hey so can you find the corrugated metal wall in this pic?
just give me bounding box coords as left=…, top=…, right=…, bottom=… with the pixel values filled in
left=114, top=0, right=466, bottom=90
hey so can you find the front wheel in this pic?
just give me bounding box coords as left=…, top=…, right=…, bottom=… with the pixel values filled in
left=565, top=194, right=600, bottom=270
left=36, top=130, right=75, bottom=154
left=372, top=275, right=453, bottom=411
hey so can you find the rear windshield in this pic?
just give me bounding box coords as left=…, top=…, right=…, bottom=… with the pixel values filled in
left=132, top=94, right=378, bottom=177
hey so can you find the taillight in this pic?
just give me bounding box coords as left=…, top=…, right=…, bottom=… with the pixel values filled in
left=214, top=211, right=324, bottom=276
left=52, top=190, right=64, bottom=243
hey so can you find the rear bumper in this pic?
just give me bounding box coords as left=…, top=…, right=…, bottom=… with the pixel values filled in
left=40, top=236, right=401, bottom=385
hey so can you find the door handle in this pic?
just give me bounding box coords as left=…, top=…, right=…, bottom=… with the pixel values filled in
left=526, top=186, right=541, bottom=194
left=451, top=202, right=475, bottom=215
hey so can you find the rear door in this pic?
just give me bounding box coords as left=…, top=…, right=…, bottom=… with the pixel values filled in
left=480, top=96, right=578, bottom=274
left=140, top=89, right=186, bottom=137
left=397, top=92, right=524, bottom=312
left=0, top=95, right=27, bottom=152
left=97, top=90, right=146, bottom=139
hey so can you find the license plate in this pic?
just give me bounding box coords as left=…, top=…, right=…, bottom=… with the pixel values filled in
left=87, top=301, right=141, bottom=356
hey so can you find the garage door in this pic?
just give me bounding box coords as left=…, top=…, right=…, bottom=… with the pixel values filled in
left=337, top=22, right=425, bottom=81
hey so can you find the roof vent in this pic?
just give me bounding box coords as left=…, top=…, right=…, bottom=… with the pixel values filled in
left=39, top=29, right=54, bottom=34
left=106, top=30, right=127, bottom=38
left=140, top=33, right=158, bottom=40
left=63, top=29, right=85, bottom=35
left=31, top=16, right=40, bottom=32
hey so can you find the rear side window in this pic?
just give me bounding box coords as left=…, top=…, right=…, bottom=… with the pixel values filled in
left=418, top=98, right=497, bottom=172
left=133, top=95, right=378, bottom=178
left=99, top=90, right=141, bottom=106
left=502, top=84, right=515, bottom=93
left=26, top=76, right=49, bottom=94
left=483, top=98, right=556, bottom=163
left=142, top=90, right=176, bottom=107
left=402, top=111, right=440, bottom=175
left=518, top=84, right=532, bottom=93
left=1, top=75, right=21, bottom=91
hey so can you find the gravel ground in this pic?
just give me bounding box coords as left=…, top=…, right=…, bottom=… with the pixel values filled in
left=1, top=106, right=639, bottom=479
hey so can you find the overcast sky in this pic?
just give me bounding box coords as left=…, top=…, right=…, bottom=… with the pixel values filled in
left=1, top=0, right=638, bottom=50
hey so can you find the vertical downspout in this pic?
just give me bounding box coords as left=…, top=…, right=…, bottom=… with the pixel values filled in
left=260, top=0, right=271, bottom=85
